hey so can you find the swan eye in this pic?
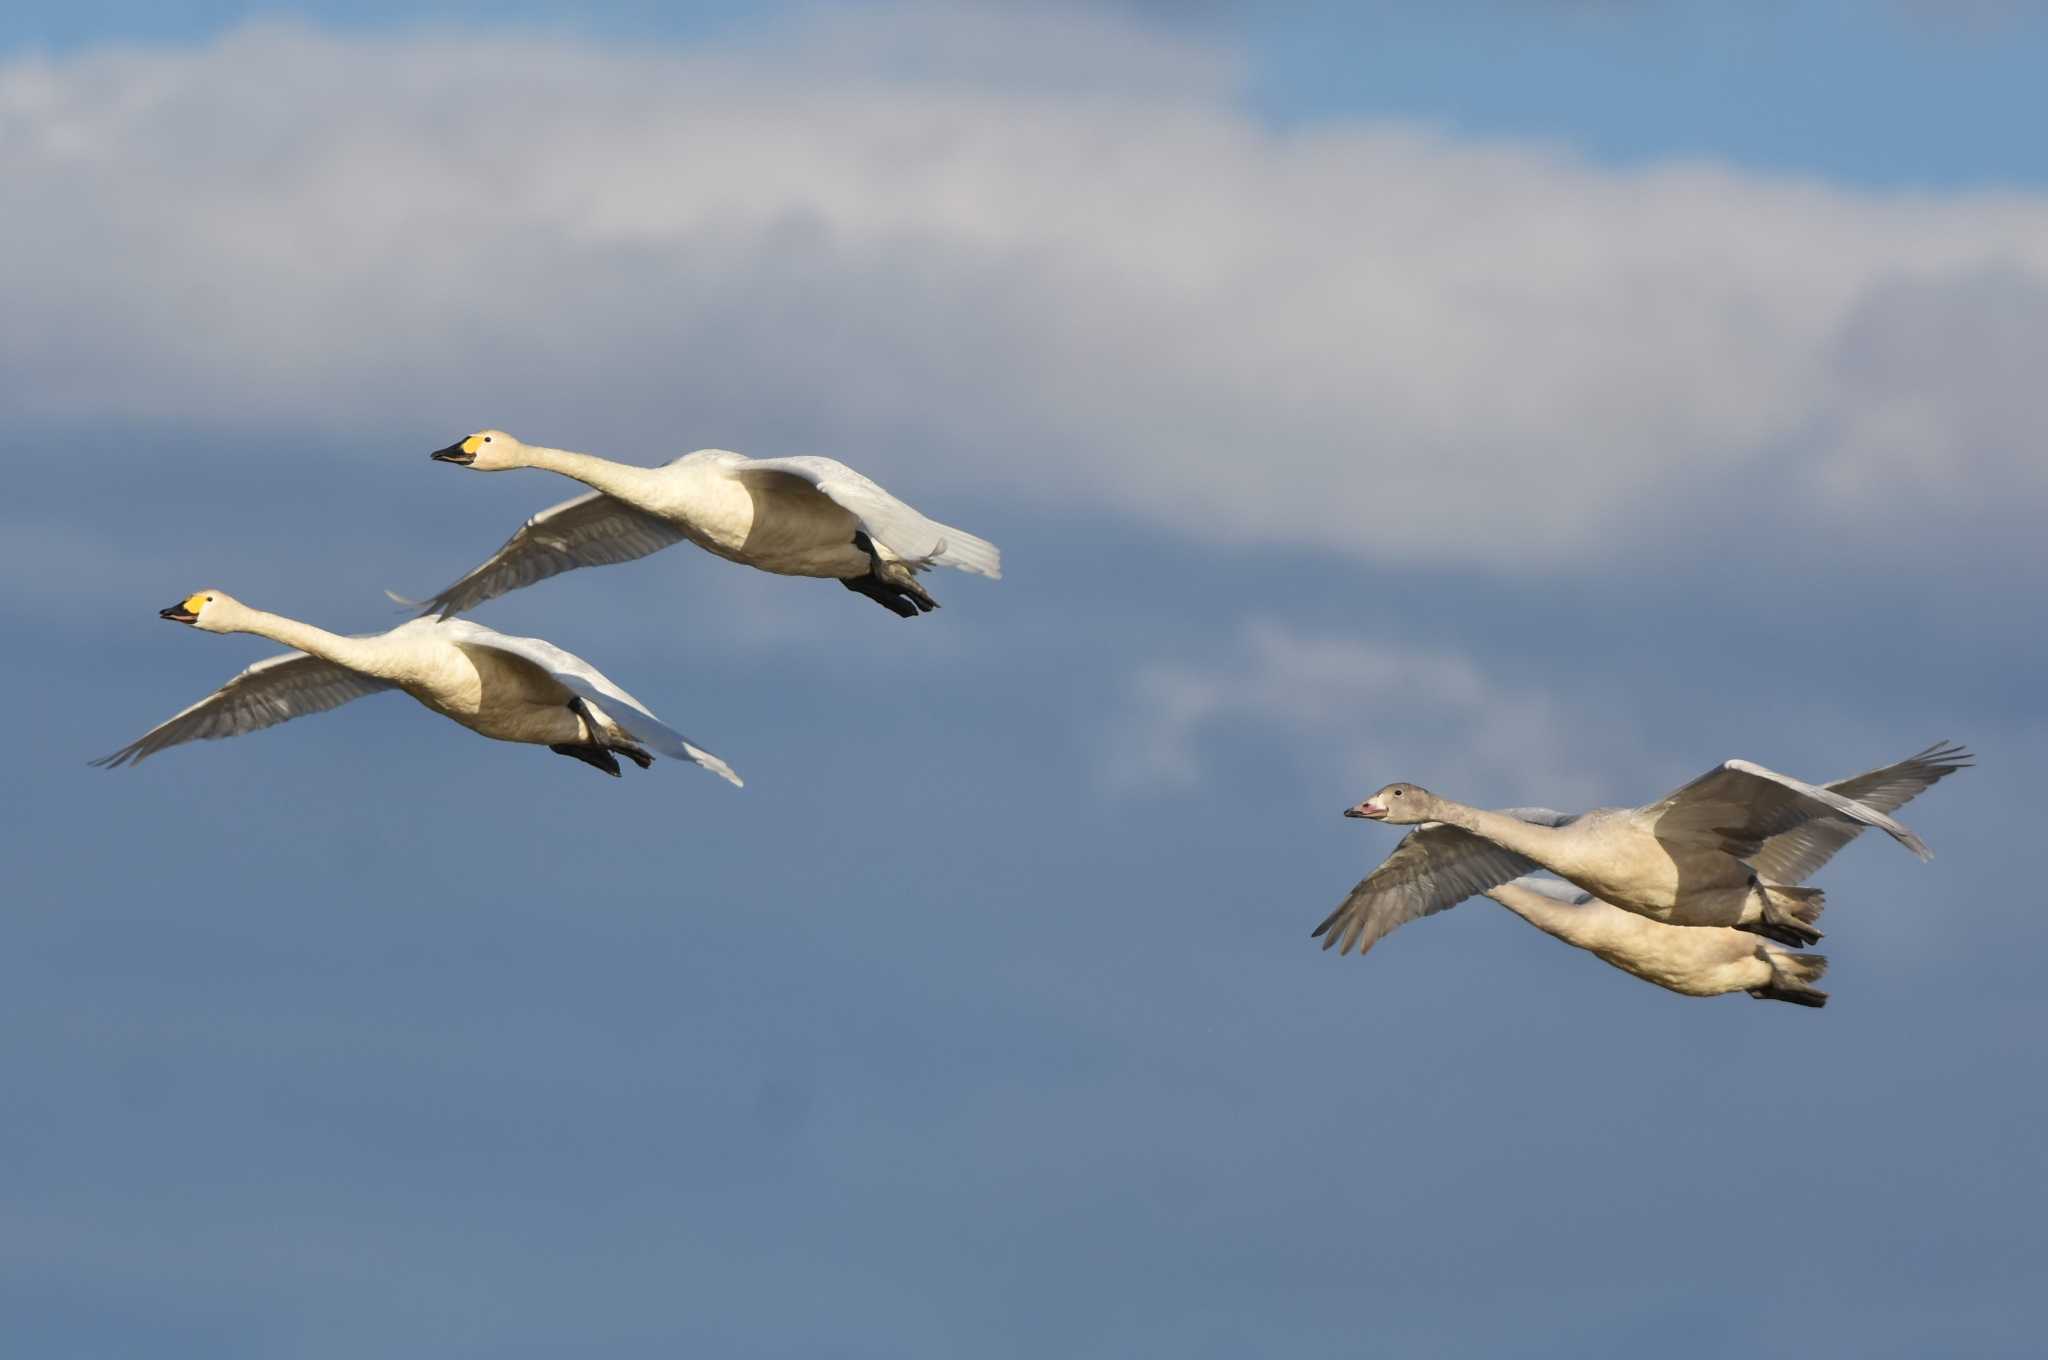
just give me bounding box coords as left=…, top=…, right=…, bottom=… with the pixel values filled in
left=484, top=436, right=492, bottom=443
left=1392, top=790, right=1402, bottom=798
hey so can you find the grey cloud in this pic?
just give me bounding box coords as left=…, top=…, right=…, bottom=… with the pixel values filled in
left=1107, top=619, right=1610, bottom=805
left=5, top=14, right=2048, bottom=586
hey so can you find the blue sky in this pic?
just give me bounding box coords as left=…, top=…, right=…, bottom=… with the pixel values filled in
left=3, top=3, right=2045, bottom=1356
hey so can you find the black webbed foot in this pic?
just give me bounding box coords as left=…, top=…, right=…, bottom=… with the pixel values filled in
left=550, top=742, right=623, bottom=777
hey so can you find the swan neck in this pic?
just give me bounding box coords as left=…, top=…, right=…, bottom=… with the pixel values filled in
left=1432, top=800, right=1559, bottom=862
left=1487, top=885, right=1589, bottom=942
left=230, top=609, right=381, bottom=674
left=522, top=444, right=653, bottom=501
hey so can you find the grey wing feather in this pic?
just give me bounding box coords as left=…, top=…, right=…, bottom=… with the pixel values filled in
left=1748, top=742, right=1970, bottom=884
left=1640, top=759, right=1932, bottom=861
left=92, top=652, right=394, bottom=768
left=734, top=455, right=1002, bottom=578
left=1498, top=874, right=1597, bottom=906
left=416, top=491, right=690, bottom=618
left=438, top=621, right=742, bottom=787
left=1311, top=809, right=1569, bottom=957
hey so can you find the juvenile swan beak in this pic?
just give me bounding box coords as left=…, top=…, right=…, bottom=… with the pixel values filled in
left=429, top=439, right=475, bottom=466
left=1345, top=802, right=1387, bottom=820
left=159, top=601, right=199, bottom=624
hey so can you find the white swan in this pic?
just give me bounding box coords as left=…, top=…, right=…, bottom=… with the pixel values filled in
left=415, top=430, right=1002, bottom=619
left=1313, top=743, right=1969, bottom=955
left=92, top=590, right=741, bottom=784
left=1482, top=876, right=1830, bottom=1007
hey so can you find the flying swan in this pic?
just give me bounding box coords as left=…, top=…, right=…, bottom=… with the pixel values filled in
left=1483, top=875, right=1831, bottom=1007
left=412, top=430, right=1002, bottom=619
left=92, top=590, right=741, bottom=783
left=1312, top=743, right=1969, bottom=956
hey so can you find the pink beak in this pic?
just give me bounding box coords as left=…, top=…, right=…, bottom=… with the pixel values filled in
left=1345, top=802, right=1388, bottom=820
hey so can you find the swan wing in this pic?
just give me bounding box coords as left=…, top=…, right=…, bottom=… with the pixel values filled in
left=439, top=621, right=741, bottom=787
left=1640, top=759, right=1932, bottom=862
left=414, top=491, right=690, bottom=619
left=1496, top=874, right=1597, bottom=906
left=732, top=456, right=1002, bottom=579
left=91, top=651, right=394, bottom=768
left=1310, top=809, right=1571, bottom=956
left=1747, top=742, right=1970, bottom=884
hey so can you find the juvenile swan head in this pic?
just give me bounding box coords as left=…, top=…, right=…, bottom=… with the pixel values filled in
left=429, top=429, right=525, bottom=471
left=1345, top=783, right=1434, bottom=825
left=159, top=589, right=246, bottom=633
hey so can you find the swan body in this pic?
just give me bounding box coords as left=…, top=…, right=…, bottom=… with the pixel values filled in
left=418, top=430, right=1002, bottom=619
left=1484, top=876, right=1829, bottom=1007
left=93, top=590, right=741, bottom=784
left=1315, top=744, right=1968, bottom=956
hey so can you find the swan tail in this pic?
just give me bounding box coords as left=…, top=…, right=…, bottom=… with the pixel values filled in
left=576, top=696, right=744, bottom=788
left=1740, top=883, right=1825, bottom=948
left=1747, top=947, right=1830, bottom=1008
left=921, top=525, right=1003, bottom=579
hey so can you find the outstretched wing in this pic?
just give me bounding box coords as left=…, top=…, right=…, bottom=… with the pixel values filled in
left=1640, top=759, right=1932, bottom=862
left=1311, top=808, right=1573, bottom=957
left=414, top=491, right=690, bottom=619
left=1495, top=874, right=1596, bottom=906
left=439, top=621, right=742, bottom=787
left=92, top=652, right=394, bottom=768
left=1747, top=742, right=1970, bottom=884
left=733, top=456, right=1002, bottom=578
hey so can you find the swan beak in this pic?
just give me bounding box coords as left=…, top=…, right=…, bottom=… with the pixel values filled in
left=1345, top=802, right=1387, bottom=820
left=159, top=601, right=199, bottom=624
left=429, top=439, right=475, bottom=466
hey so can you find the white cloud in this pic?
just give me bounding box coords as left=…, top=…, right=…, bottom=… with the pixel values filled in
left=5, top=6, right=2047, bottom=575
left=1105, top=620, right=1610, bottom=806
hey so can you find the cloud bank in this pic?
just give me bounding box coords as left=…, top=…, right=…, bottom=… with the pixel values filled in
left=5, top=5, right=2046, bottom=576
left=1106, top=619, right=1611, bottom=806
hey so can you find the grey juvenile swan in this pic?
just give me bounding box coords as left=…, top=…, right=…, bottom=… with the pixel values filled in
left=1483, top=875, right=1831, bottom=1007
left=1313, top=743, right=1968, bottom=955
left=93, top=590, right=741, bottom=784
left=414, top=430, right=1002, bottom=619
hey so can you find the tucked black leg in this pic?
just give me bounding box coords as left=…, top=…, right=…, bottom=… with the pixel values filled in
left=840, top=530, right=939, bottom=617
left=563, top=694, right=653, bottom=771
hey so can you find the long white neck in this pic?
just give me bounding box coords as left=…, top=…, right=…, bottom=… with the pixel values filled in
left=518, top=444, right=665, bottom=505
left=1428, top=799, right=1568, bottom=866
left=1485, top=883, right=1602, bottom=948
left=220, top=607, right=395, bottom=679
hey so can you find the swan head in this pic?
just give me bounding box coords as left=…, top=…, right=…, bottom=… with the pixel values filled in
left=1345, top=783, right=1433, bottom=825
left=429, top=428, right=524, bottom=471
left=159, top=589, right=245, bottom=632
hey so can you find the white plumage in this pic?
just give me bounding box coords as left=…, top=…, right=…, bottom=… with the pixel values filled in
left=418, top=431, right=1001, bottom=619
left=94, top=591, right=740, bottom=785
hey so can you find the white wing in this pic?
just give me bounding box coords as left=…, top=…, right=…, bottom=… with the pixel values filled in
left=733, top=456, right=1002, bottom=578
left=1639, top=758, right=1932, bottom=861
left=1747, top=742, right=1969, bottom=884
left=1312, top=809, right=1574, bottom=957
left=93, top=652, right=394, bottom=768
left=437, top=620, right=741, bottom=787
left=415, top=490, right=690, bottom=619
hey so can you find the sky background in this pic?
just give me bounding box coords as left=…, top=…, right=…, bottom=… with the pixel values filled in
left=4, top=2, right=2045, bottom=1355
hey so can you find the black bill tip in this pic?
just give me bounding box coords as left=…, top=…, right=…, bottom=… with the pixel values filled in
left=429, top=440, right=475, bottom=465
left=160, top=602, right=198, bottom=623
